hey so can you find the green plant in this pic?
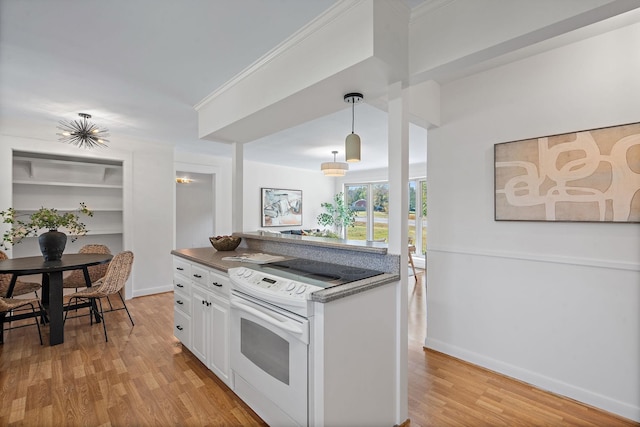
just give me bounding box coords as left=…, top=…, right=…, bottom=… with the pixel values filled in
left=316, top=192, right=355, bottom=238
left=1, top=203, right=93, bottom=249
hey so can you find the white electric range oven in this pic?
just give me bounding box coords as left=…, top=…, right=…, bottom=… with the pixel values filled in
left=228, top=258, right=384, bottom=427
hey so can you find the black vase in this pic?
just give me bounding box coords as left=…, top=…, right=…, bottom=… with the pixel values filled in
left=38, top=230, right=67, bottom=261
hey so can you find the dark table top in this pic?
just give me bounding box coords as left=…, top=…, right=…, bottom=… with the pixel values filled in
left=0, top=253, right=113, bottom=275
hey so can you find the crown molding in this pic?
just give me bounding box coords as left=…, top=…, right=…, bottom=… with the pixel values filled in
left=410, top=0, right=455, bottom=23
left=195, top=0, right=363, bottom=111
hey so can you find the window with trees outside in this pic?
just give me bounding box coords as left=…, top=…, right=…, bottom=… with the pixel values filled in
left=344, top=179, right=426, bottom=255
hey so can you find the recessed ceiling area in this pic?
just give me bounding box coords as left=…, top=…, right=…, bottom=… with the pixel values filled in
left=0, top=0, right=427, bottom=172
left=2, top=0, right=635, bottom=173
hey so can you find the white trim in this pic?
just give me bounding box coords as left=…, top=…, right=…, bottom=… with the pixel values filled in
left=427, top=246, right=639, bottom=271
left=410, top=0, right=455, bottom=22
left=425, top=338, right=640, bottom=423
left=194, top=0, right=361, bottom=110
left=132, top=284, right=173, bottom=298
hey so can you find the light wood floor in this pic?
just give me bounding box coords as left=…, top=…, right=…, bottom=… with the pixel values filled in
left=1, top=274, right=637, bottom=426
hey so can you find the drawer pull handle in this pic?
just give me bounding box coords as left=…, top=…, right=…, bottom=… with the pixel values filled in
left=176, top=267, right=184, bottom=271
left=193, top=274, right=202, bottom=278
left=176, top=283, right=184, bottom=288
left=176, top=300, right=183, bottom=305
left=212, top=282, right=222, bottom=287
left=176, top=325, right=183, bottom=331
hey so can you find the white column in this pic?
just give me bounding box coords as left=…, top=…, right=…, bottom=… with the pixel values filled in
left=387, top=81, right=409, bottom=424
left=231, top=142, right=243, bottom=233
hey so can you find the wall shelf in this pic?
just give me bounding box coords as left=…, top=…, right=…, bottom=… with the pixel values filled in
left=13, top=180, right=123, bottom=189
left=11, top=152, right=124, bottom=258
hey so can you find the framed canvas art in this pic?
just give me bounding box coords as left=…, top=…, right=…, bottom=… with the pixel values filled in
left=261, top=188, right=302, bottom=227
left=494, top=122, right=640, bottom=222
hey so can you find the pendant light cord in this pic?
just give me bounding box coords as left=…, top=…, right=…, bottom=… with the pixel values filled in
left=351, top=102, right=355, bottom=134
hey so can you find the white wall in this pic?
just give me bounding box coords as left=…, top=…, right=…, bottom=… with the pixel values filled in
left=0, top=135, right=175, bottom=299
left=242, top=160, right=336, bottom=232
left=426, top=21, right=640, bottom=421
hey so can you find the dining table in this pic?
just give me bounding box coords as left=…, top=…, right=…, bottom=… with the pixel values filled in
left=0, top=253, right=112, bottom=345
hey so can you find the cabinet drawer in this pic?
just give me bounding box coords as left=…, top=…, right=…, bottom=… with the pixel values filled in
left=191, top=264, right=208, bottom=286
left=173, top=276, right=191, bottom=294
left=174, top=309, right=191, bottom=348
left=174, top=257, right=190, bottom=278
left=208, top=269, right=230, bottom=297
left=174, top=292, right=191, bottom=315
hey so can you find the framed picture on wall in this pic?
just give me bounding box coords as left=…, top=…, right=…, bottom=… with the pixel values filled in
left=261, top=188, right=302, bottom=227
left=494, top=122, right=640, bottom=222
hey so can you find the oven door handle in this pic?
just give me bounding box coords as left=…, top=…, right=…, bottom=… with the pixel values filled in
left=231, top=299, right=306, bottom=337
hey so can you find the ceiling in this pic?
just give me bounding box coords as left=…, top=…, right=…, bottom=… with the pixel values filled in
left=0, top=0, right=426, bottom=172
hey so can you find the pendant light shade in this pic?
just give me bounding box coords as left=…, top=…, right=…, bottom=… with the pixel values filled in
left=345, top=133, right=361, bottom=162
left=344, top=92, right=363, bottom=162
left=321, top=150, right=348, bottom=176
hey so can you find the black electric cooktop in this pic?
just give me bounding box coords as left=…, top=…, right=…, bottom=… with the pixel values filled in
left=260, top=258, right=384, bottom=287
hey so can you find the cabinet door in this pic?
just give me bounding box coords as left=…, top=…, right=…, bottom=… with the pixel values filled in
left=209, top=293, right=230, bottom=384
left=173, top=257, right=191, bottom=279
left=191, top=286, right=209, bottom=365
left=191, top=264, right=208, bottom=286
left=173, top=291, right=191, bottom=316
left=174, top=309, right=191, bottom=348
left=208, top=268, right=230, bottom=297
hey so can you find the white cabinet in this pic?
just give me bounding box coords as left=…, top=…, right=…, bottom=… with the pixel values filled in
left=10, top=151, right=124, bottom=258
left=208, top=292, right=230, bottom=384
left=173, top=257, right=192, bottom=349
left=172, top=255, right=231, bottom=387
left=173, top=309, right=191, bottom=347
left=191, top=282, right=231, bottom=386
left=191, top=285, right=210, bottom=363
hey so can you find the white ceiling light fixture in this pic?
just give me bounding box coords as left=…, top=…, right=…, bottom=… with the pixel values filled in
left=344, top=92, right=363, bottom=162
left=321, top=150, right=348, bottom=176
left=57, top=113, right=109, bottom=148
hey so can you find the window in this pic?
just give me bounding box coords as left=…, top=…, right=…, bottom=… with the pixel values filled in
left=344, top=180, right=426, bottom=253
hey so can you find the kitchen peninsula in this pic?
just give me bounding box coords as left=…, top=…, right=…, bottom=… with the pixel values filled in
left=172, top=232, right=403, bottom=426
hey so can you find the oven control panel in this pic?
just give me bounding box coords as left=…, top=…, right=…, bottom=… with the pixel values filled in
left=229, top=267, right=322, bottom=304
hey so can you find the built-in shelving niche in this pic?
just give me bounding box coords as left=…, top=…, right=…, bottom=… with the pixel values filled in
left=10, top=151, right=124, bottom=258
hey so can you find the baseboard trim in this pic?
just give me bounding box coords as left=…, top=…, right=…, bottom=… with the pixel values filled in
left=425, top=338, right=640, bottom=423
left=132, top=284, right=173, bottom=298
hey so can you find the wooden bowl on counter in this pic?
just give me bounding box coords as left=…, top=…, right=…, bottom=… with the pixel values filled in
left=209, top=236, right=241, bottom=251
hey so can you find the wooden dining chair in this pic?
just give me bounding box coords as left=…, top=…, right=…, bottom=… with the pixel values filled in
left=0, top=297, right=43, bottom=345
left=64, top=251, right=134, bottom=342
left=0, top=250, right=42, bottom=298
left=62, top=244, right=112, bottom=291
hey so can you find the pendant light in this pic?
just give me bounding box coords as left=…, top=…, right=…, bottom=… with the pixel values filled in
left=344, top=92, right=363, bottom=162
left=321, top=150, right=348, bottom=176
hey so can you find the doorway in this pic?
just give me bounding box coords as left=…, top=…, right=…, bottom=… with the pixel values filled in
left=175, top=171, right=215, bottom=249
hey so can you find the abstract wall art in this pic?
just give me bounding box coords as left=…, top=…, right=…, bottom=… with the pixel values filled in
left=495, top=122, right=640, bottom=222
left=261, top=188, right=302, bottom=227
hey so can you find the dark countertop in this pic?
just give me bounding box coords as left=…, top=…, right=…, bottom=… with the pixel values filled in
left=171, top=247, right=268, bottom=272
left=171, top=247, right=399, bottom=303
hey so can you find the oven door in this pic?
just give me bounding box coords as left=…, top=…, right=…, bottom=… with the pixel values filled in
left=230, top=291, right=309, bottom=426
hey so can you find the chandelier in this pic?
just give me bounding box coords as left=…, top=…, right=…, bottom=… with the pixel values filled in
left=57, top=113, right=109, bottom=148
